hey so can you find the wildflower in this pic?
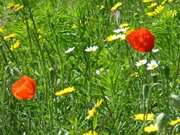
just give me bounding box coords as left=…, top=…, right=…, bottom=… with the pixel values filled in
left=154, top=5, right=164, bottom=14
left=10, top=40, right=20, bottom=51
left=120, top=23, right=129, bottom=28
left=86, top=107, right=97, bottom=120
left=134, top=113, right=155, bottom=121
left=55, top=87, right=75, bottom=96
left=85, top=46, right=98, bottom=52
left=65, top=47, right=75, bottom=54
left=106, top=34, right=125, bottom=42
left=152, top=48, right=159, bottom=53
left=169, top=118, right=180, bottom=126
left=12, top=75, right=36, bottom=100
left=147, top=60, right=159, bottom=70
left=4, top=33, right=16, bottom=40
left=148, top=2, right=157, bottom=8
left=143, top=0, right=154, bottom=3
left=7, top=3, right=23, bottom=12
left=95, top=99, right=103, bottom=108
left=146, top=12, right=155, bottom=16
left=144, top=124, right=158, bottom=133
left=135, top=59, right=147, bottom=67
left=111, top=2, right=122, bottom=12
left=126, top=28, right=155, bottom=52
left=0, top=26, right=4, bottom=33
left=83, top=130, right=98, bottom=135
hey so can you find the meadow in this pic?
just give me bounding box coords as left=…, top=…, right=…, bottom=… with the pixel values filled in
left=0, top=0, right=180, bottom=134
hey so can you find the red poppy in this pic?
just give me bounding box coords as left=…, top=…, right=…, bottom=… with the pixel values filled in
left=12, top=75, right=36, bottom=100
left=126, top=28, right=155, bottom=52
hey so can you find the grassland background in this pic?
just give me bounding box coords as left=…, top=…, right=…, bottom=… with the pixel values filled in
left=0, top=0, right=179, bottom=134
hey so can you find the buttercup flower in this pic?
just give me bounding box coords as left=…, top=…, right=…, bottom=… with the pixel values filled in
left=134, top=113, right=155, bottom=121
left=127, top=28, right=155, bottom=52
left=144, top=124, right=158, bottom=133
left=10, top=40, right=20, bottom=51
left=82, top=130, right=98, bottom=135
left=55, top=87, right=75, bottom=96
left=65, top=47, right=75, bottom=54
left=4, top=33, right=16, bottom=40
left=169, top=118, right=180, bottom=126
left=85, top=46, right=98, bottom=52
left=111, top=2, right=122, bottom=12
left=12, top=75, right=36, bottom=100
left=135, top=59, right=147, bottom=67
left=147, top=60, right=159, bottom=70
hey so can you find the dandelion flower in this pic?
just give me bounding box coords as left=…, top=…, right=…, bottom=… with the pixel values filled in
left=144, top=124, right=158, bottom=133
left=83, top=130, right=98, bottom=135
left=86, top=107, right=97, bottom=120
left=65, top=47, right=75, bottom=54
left=55, top=87, right=75, bottom=96
left=95, top=99, right=103, bottom=108
left=169, top=118, right=180, bottom=126
left=4, top=33, right=16, bottom=40
left=10, top=40, right=20, bottom=51
left=111, top=2, right=122, bottom=12
left=85, top=46, right=98, bottom=52
left=135, top=59, right=147, bottom=67
left=147, top=60, right=159, bottom=70
left=134, top=113, right=155, bottom=121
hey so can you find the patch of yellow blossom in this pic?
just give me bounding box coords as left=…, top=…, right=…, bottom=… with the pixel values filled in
left=147, top=2, right=157, bottom=8
left=144, top=124, right=158, bottom=133
left=0, top=26, right=4, bottom=33
left=111, top=2, right=122, bottom=12
left=7, top=3, right=24, bottom=12
left=134, top=113, right=155, bottom=121
left=169, top=118, right=180, bottom=126
left=86, top=99, right=103, bottom=120
left=55, top=86, right=75, bottom=96
left=143, top=0, right=154, bottom=3
left=10, top=40, right=20, bottom=51
left=4, top=33, right=16, bottom=40
left=82, top=130, right=98, bottom=135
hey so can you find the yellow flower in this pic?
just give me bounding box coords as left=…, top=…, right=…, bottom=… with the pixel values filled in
left=7, top=3, right=23, bottom=11
left=0, top=27, right=4, bottom=33
left=82, top=130, right=98, bottom=135
left=55, top=86, right=75, bottom=96
left=119, top=23, right=129, bottom=28
left=146, top=12, right=155, bottom=16
left=14, top=5, right=24, bottom=12
left=154, top=5, right=164, bottom=14
left=111, top=2, right=122, bottom=12
left=4, top=33, right=16, bottom=40
left=95, top=99, right=103, bottom=108
left=86, top=107, right=97, bottom=120
left=147, top=2, right=157, bottom=8
left=143, top=0, right=154, bottom=3
left=144, top=124, right=158, bottom=133
left=10, top=40, right=20, bottom=51
left=106, top=34, right=125, bottom=42
left=169, top=118, right=180, bottom=126
left=134, top=113, right=155, bottom=121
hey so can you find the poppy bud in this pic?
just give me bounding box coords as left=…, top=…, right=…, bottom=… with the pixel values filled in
left=12, top=75, right=36, bottom=100
left=127, top=28, right=155, bottom=52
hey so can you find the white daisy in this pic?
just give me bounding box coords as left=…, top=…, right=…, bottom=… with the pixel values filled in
left=85, top=46, right=98, bottom=52
left=147, top=60, right=159, bottom=70
left=135, top=59, right=147, bottom=67
left=113, top=27, right=128, bottom=33
left=65, top=47, right=75, bottom=54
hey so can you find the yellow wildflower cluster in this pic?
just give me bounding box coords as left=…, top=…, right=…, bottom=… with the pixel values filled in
left=143, top=0, right=174, bottom=17
left=4, top=33, right=16, bottom=40
left=144, top=124, right=158, bottom=133
left=10, top=40, right=20, bottom=51
left=134, top=113, right=155, bottom=121
left=106, top=23, right=129, bottom=42
left=7, top=3, right=24, bottom=12
left=86, top=99, right=103, bottom=119
left=111, top=2, right=122, bottom=12
left=55, top=86, right=75, bottom=96
left=82, top=130, right=98, bottom=135
left=169, top=118, right=180, bottom=126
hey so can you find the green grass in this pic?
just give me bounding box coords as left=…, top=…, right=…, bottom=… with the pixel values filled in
left=0, top=0, right=180, bottom=134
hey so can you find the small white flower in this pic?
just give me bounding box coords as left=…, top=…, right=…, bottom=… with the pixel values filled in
left=135, top=59, right=147, bottom=67
left=96, top=69, right=100, bottom=75
left=65, top=47, right=75, bottom=54
left=152, top=48, right=159, bottom=53
left=113, top=27, right=128, bottom=33
left=85, top=46, right=98, bottom=52
left=147, top=60, right=159, bottom=70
